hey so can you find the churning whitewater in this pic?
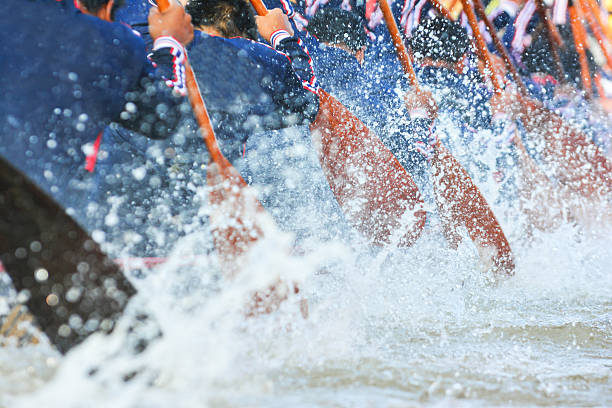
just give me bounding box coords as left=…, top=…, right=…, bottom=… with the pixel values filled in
left=1, top=122, right=611, bottom=407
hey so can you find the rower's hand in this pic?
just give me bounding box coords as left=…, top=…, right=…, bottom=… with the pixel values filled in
left=404, top=89, right=437, bottom=121
left=256, top=8, right=294, bottom=43
left=149, top=1, right=194, bottom=46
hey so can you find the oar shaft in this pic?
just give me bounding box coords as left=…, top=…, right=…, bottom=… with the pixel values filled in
left=580, top=0, right=612, bottom=70
left=435, top=0, right=526, bottom=94
left=378, top=0, right=419, bottom=87
left=586, top=0, right=612, bottom=42
left=534, top=0, right=566, bottom=81
left=156, top=0, right=225, bottom=164
left=472, top=0, right=528, bottom=94
left=459, top=0, right=503, bottom=91
left=569, top=3, right=594, bottom=98
left=250, top=0, right=269, bottom=16
left=427, top=0, right=454, bottom=21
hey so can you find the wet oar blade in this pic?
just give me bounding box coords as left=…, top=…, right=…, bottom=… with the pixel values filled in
left=377, top=0, right=514, bottom=273
left=431, top=145, right=515, bottom=275
left=248, top=0, right=426, bottom=247
left=206, top=160, right=266, bottom=272
left=156, top=0, right=267, bottom=270
left=0, top=156, right=136, bottom=354
left=521, top=99, right=612, bottom=198
left=311, top=89, right=427, bottom=246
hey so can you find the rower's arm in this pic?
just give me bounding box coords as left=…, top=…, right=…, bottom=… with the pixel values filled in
left=256, top=8, right=319, bottom=124
left=116, top=37, right=188, bottom=139
left=117, top=3, right=194, bottom=139
left=273, top=33, right=319, bottom=94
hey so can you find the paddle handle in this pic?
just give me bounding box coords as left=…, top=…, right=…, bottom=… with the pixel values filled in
left=472, top=0, right=529, bottom=94
left=250, top=0, right=269, bottom=16
left=459, top=0, right=503, bottom=92
left=155, top=0, right=226, bottom=165
left=378, top=0, right=419, bottom=87
left=569, top=3, right=594, bottom=98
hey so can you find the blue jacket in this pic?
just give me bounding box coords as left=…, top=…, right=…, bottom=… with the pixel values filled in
left=187, top=31, right=320, bottom=162
left=0, top=0, right=184, bottom=231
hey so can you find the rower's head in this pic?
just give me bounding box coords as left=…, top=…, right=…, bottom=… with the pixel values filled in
left=409, top=17, right=469, bottom=65
left=186, top=0, right=258, bottom=40
left=77, top=0, right=125, bottom=22
left=307, top=8, right=368, bottom=64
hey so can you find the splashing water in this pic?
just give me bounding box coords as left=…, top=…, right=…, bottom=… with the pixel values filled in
left=1, top=119, right=611, bottom=407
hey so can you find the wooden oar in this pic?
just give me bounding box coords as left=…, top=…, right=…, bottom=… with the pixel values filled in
left=461, top=0, right=569, bottom=232
left=249, top=0, right=427, bottom=247
left=0, top=156, right=136, bottom=354
left=534, top=0, right=566, bottom=81
left=428, top=0, right=454, bottom=20
left=378, top=0, right=515, bottom=275
left=156, top=0, right=267, bottom=271
left=579, top=0, right=612, bottom=71
left=569, top=0, right=594, bottom=98
left=470, top=0, right=612, bottom=199
left=430, top=0, right=567, bottom=233
left=585, top=0, right=612, bottom=43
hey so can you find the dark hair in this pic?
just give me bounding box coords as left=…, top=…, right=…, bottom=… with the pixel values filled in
left=409, top=17, right=469, bottom=63
left=79, top=0, right=125, bottom=20
left=186, top=0, right=257, bottom=40
left=307, top=8, right=368, bottom=52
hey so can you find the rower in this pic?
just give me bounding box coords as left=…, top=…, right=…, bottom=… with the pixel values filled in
left=185, top=0, right=355, bottom=244
left=74, top=0, right=197, bottom=257
left=306, top=8, right=436, bottom=195
left=0, top=0, right=193, bottom=352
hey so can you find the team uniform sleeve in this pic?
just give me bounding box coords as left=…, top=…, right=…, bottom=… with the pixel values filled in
left=116, top=36, right=188, bottom=139
left=268, top=31, right=320, bottom=125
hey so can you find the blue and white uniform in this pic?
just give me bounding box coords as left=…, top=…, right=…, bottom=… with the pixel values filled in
left=0, top=0, right=188, bottom=251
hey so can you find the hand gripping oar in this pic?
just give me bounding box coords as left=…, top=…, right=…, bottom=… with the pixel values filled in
left=155, top=0, right=267, bottom=271
left=470, top=0, right=612, bottom=199
left=0, top=156, right=136, bottom=354
left=378, top=0, right=515, bottom=275
left=250, top=0, right=427, bottom=247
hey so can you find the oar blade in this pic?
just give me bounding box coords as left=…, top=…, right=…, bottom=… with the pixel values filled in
left=522, top=99, right=612, bottom=198
left=311, top=89, right=427, bottom=247
left=0, top=157, right=136, bottom=354
left=206, top=158, right=266, bottom=273
left=431, top=144, right=515, bottom=275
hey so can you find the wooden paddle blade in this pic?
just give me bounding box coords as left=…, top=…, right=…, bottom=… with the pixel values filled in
left=310, top=89, right=427, bottom=247
left=521, top=99, right=612, bottom=198
left=0, top=157, right=136, bottom=354
left=431, top=144, right=515, bottom=275
left=206, top=157, right=266, bottom=273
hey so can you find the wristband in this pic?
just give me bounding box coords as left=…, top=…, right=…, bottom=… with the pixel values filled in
left=270, top=30, right=292, bottom=49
